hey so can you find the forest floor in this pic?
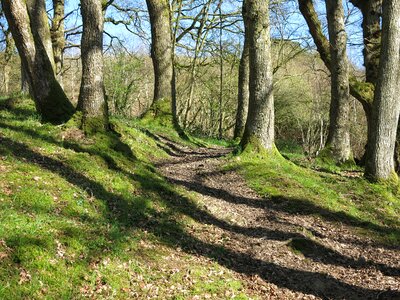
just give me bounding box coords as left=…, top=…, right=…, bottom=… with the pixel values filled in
left=1, top=96, right=400, bottom=299
left=156, top=134, right=400, bottom=300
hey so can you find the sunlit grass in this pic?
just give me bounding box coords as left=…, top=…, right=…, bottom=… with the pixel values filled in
left=227, top=145, right=400, bottom=245
left=0, top=96, right=252, bottom=299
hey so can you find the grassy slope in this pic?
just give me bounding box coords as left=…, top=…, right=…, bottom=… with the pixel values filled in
left=0, top=97, right=250, bottom=299
left=1, top=96, right=399, bottom=299
left=228, top=145, right=400, bottom=246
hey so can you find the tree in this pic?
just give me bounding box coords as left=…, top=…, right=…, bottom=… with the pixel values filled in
left=349, top=0, right=382, bottom=85
left=234, top=36, right=249, bottom=139
left=144, top=0, right=185, bottom=136
left=365, top=0, right=400, bottom=181
left=25, top=0, right=56, bottom=69
left=51, top=0, right=65, bottom=84
left=145, top=0, right=174, bottom=118
left=298, top=0, right=377, bottom=165
left=1, top=0, right=74, bottom=123
left=240, top=0, right=275, bottom=151
left=20, top=65, right=30, bottom=95
left=0, top=24, right=13, bottom=95
left=348, top=0, right=382, bottom=165
left=76, top=0, right=109, bottom=134
left=324, top=0, right=351, bottom=163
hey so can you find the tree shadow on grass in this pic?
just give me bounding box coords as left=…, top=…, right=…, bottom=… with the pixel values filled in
left=164, top=165, right=400, bottom=249
left=0, top=134, right=398, bottom=299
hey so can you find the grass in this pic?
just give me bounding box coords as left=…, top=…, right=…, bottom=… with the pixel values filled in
left=0, top=96, right=253, bottom=299
left=1, top=95, right=399, bottom=299
left=227, top=144, right=400, bottom=246
left=276, top=139, right=363, bottom=174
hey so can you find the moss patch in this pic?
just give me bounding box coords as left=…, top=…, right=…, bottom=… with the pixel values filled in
left=349, top=77, right=375, bottom=105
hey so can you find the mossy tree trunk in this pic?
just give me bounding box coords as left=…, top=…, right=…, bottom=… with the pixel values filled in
left=76, top=0, right=109, bottom=134
left=240, top=0, right=275, bottom=151
left=324, top=0, right=352, bottom=163
left=365, top=0, right=400, bottom=181
left=1, top=0, right=74, bottom=124
left=145, top=0, right=173, bottom=117
left=51, top=0, right=65, bottom=85
left=350, top=0, right=382, bottom=85
left=298, top=0, right=382, bottom=163
left=145, top=0, right=185, bottom=136
left=234, top=35, right=250, bottom=139
left=350, top=0, right=382, bottom=166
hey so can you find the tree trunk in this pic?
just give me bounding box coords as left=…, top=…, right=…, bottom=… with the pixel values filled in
left=145, top=0, right=173, bottom=117
left=240, top=0, right=275, bottom=151
left=51, top=0, right=65, bottom=85
left=395, top=121, right=400, bottom=173
left=3, top=30, right=14, bottom=95
left=77, top=0, right=109, bottom=134
left=1, top=0, right=74, bottom=124
left=298, top=0, right=376, bottom=165
left=21, top=65, right=31, bottom=95
left=324, top=0, right=352, bottom=163
left=350, top=0, right=382, bottom=85
left=298, top=0, right=374, bottom=107
left=350, top=0, right=382, bottom=166
left=234, top=36, right=250, bottom=139
left=365, top=0, right=400, bottom=181
left=218, top=1, right=223, bottom=140
left=145, top=0, right=185, bottom=137
left=25, top=0, right=56, bottom=70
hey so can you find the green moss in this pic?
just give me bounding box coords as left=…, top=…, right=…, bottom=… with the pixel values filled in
left=81, top=115, right=109, bottom=135
left=40, top=78, right=75, bottom=124
left=315, top=146, right=356, bottom=172
left=142, top=98, right=172, bottom=124
left=0, top=95, right=24, bottom=110
left=349, top=77, right=375, bottom=105
left=239, top=135, right=282, bottom=160
left=367, top=170, right=399, bottom=186
left=64, top=111, right=83, bottom=129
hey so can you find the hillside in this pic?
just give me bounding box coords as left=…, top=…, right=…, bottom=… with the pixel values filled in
left=0, top=96, right=399, bottom=299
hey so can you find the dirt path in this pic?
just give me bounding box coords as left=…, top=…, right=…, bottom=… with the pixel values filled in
left=155, top=135, right=400, bottom=299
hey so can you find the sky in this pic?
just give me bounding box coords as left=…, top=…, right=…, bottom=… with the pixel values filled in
left=58, top=0, right=364, bottom=67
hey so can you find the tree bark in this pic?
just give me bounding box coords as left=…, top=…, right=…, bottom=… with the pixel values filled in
left=240, top=0, right=275, bottom=151
left=25, top=0, right=56, bottom=70
left=298, top=0, right=374, bottom=108
left=1, top=0, right=74, bottom=124
left=145, top=0, right=173, bottom=115
left=350, top=0, right=382, bottom=85
left=234, top=36, right=250, bottom=139
left=298, top=0, right=377, bottom=165
left=365, top=0, right=400, bottom=181
left=324, top=0, right=352, bottom=163
left=77, top=0, right=109, bottom=134
left=51, top=0, right=65, bottom=85
left=21, top=65, right=31, bottom=95
left=3, top=30, right=13, bottom=95
left=145, top=0, right=185, bottom=137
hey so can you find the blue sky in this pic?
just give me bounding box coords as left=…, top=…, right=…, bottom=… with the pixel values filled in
left=59, top=0, right=363, bottom=67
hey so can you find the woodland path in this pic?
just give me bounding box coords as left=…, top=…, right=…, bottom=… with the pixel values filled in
left=154, top=135, right=400, bottom=299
